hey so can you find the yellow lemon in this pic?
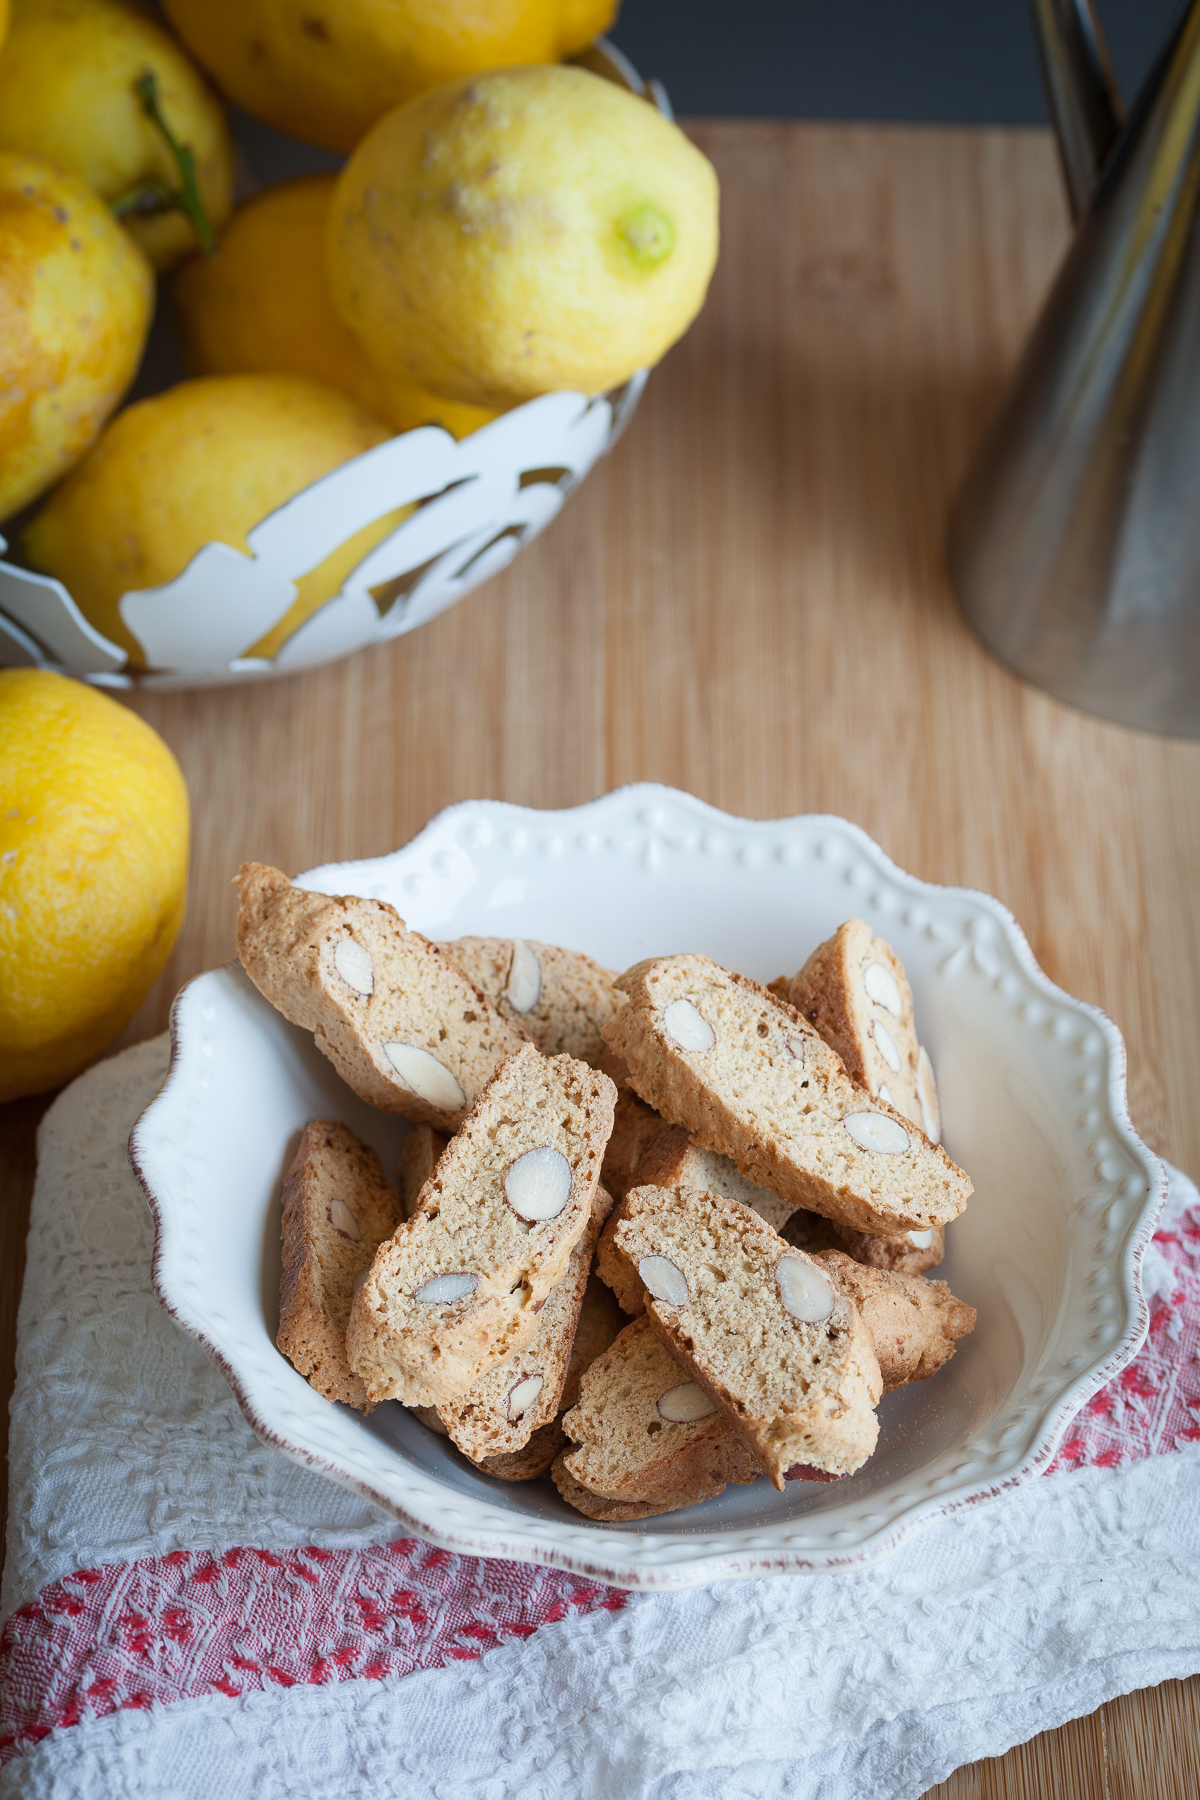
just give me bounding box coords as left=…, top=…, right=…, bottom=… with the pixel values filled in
left=0, top=0, right=9, bottom=52
left=0, top=151, right=153, bottom=521
left=0, top=670, right=189, bottom=1101
left=161, top=0, right=618, bottom=155
left=22, top=374, right=398, bottom=669
left=328, top=65, right=719, bottom=410
left=0, top=0, right=234, bottom=272
left=171, top=174, right=497, bottom=439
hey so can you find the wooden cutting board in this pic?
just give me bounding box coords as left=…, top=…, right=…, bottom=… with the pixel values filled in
left=3, top=120, right=1199, bottom=1796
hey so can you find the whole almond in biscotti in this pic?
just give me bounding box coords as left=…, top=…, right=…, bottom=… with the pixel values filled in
left=436, top=1186, right=613, bottom=1462
left=785, top=1208, right=945, bottom=1277
left=789, top=918, right=943, bottom=1144
left=346, top=1046, right=615, bottom=1407
left=439, top=937, right=621, bottom=1067
left=556, top=1315, right=763, bottom=1508
left=596, top=1120, right=797, bottom=1317
left=813, top=1249, right=975, bottom=1392
left=276, top=1120, right=401, bottom=1412
left=236, top=864, right=530, bottom=1131
left=602, top=954, right=970, bottom=1237
left=396, top=1124, right=450, bottom=1219
left=614, top=1184, right=883, bottom=1487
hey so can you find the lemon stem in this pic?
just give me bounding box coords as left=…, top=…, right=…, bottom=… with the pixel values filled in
left=111, top=71, right=216, bottom=254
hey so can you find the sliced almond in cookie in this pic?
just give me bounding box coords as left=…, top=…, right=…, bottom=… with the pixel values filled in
left=439, top=936, right=621, bottom=1066
left=436, top=1186, right=613, bottom=1463
left=276, top=1120, right=400, bottom=1412
left=813, top=1249, right=975, bottom=1392
left=346, top=1046, right=615, bottom=1407
left=236, top=864, right=529, bottom=1131
left=613, top=1184, right=883, bottom=1488
left=556, top=1315, right=763, bottom=1508
left=601, top=954, right=970, bottom=1236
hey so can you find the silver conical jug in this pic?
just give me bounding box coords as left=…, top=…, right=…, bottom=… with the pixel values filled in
left=948, top=0, right=1200, bottom=737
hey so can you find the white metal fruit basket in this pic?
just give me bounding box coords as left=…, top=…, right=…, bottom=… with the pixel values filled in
left=0, top=43, right=657, bottom=692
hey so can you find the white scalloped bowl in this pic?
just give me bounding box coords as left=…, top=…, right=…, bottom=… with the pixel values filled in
left=131, top=786, right=1165, bottom=1588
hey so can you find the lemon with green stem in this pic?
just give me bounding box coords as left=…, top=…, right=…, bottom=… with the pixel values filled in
left=0, top=0, right=232, bottom=270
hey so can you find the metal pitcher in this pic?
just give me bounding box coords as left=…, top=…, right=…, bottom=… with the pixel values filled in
left=948, top=0, right=1200, bottom=737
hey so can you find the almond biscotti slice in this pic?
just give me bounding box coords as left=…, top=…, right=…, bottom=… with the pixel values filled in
left=614, top=1184, right=883, bottom=1487
left=556, top=1316, right=764, bottom=1507
left=236, top=864, right=529, bottom=1131
left=785, top=1208, right=945, bottom=1277
left=814, top=1249, right=975, bottom=1392
left=397, top=1124, right=450, bottom=1218
left=552, top=1459, right=718, bottom=1521
left=276, top=1120, right=400, bottom=1411
left=479, top=1420, right=568, bottom=1482
left=439, top=937, right=620, bottom=1066
left=789, top=918, right=942, bottom=1143
left=596, top=1121, right=797, bottom=1318
left=436, top=1186, right=614, bottom=1462
left=347, top=1045, right=615, bottom=1407
left=602, top=955, right=970, bottom=1236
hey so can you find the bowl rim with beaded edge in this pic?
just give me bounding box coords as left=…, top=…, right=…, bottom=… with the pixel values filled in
left=130, top=784, right=1166, bottom=1590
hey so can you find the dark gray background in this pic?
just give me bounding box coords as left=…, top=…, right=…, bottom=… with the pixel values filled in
left=607, top=0, right=1181, bottom=121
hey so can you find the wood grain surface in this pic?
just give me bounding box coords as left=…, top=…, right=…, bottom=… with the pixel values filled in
left=3, top=121, right=1199, bottom=1795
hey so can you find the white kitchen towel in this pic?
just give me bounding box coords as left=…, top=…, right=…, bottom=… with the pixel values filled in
left=2, top=1037, right=1198, bottom=1799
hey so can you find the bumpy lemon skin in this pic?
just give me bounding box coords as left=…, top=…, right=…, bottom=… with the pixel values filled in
left=21, top=373, right=393, bottom=667
left=161, top=0, right=592, bottom=156
left=0, top=151, right=154, bottom=522
left=0, top=0, right=235, bottom=273
left=327, top=66, right=720, bottom=410
left=0, top=670, right=189, bottom=1102
left=171, top=174, right=497, bottom=438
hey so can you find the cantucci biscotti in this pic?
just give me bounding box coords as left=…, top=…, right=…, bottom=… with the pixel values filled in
left=614, top=1184, right=883, bottom=1486
left=602, top=954, right=970, bottom=1236
left=556, top=1315, right=764, bottom=1509
left=596, top=1120, right=797, bottom=1317
left=346, top=1045, right=615, bottom=1407
left=439, top=936, right=620, bottom=1066
left=236, top=863, right=529, bottom=1132
left=813, top=1249, right=975, bottom=1391
left=788, top=918, right=941, bottom=1143
left=552, top=1459, right=715, bottom=1522
left=397, top=1123, right=449, bottom=1218
left=436, top=1187, right=613, bottom=1462
left=276, top=1120, right=400, bottom=1412
left=786, top=1208, right=945, bottom=1277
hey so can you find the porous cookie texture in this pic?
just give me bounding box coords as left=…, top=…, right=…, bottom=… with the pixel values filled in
left=558, top=1315, right=764, bottom=1508
left=596, top=1121, right=797, bottom=1317
left=789, top=918, right=941, bottom=1143
left=436, top=1187, right=614, bottom=1463
left=276, top=1120, right=400, bottom=1412
left=614, top=1184, right=883, bottom=1487
left=397, top=1124, right=450, bottom=1219
left=785, top=1208, right=946, bottom=1277
left=346, top=1046, right=615, bottom=1407
left=236, top=864, right=529, bottom=1131
left=814, top=1249, right=976, bottom=1392
left=439, top=937, right=621, bottom=1067
left=602, top=954, right=971, bottom=1236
